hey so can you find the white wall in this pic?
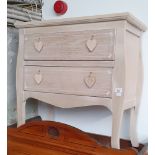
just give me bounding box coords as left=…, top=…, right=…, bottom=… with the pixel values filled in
left=40, top=0, right=148, bottom=143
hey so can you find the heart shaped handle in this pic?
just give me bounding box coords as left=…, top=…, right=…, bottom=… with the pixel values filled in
left=34, top=70, right=43, bottom=85
left=34, top=38, right=44, bottom=53
left=86, top=35, right=97, bottom=52
left=84, top=72, right=96, bottom=88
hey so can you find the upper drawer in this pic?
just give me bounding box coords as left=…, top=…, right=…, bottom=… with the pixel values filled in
left=24, top=29, right=115, bottom=60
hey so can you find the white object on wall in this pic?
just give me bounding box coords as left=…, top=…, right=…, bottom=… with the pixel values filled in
left=40, top=0, right=148, bottom=143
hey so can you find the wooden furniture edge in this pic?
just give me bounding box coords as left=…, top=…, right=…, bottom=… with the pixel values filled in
left=14, top=12, right=147, bottom=31
left=8, top=121, right=137, bottom=155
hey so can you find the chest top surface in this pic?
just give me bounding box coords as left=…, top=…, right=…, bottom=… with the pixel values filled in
left=15, top=12, right=146, bottom=32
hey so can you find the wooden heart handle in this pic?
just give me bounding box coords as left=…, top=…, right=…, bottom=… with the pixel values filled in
left=86, top=35, right=97, bottom=52
left=84, top=72, right=96, bottom=88
left=34, top=38, right=44, bottom=53
left=34, top=69, right=43, bottom=85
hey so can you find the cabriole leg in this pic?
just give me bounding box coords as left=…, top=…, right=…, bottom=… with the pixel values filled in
left=111, top=108, right=124, bottom=149
left=17, top=98, right=26, bottom=127
left=130, top=106, right=139, bottom=147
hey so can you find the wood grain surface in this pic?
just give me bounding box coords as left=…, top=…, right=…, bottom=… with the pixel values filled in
left=24, top=29, right=115, bottom=61
left=8, top=121, right=137, bottom=155
left=24, top=66, right=112, bottom=98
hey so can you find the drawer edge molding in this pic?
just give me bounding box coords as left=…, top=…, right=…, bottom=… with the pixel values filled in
left=24, top=91, right=112, bottom=111
left=24, top=61, right=115, bottom=68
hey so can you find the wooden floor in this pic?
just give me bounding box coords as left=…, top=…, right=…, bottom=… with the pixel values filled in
left=8, top=116, right=146, bottom=154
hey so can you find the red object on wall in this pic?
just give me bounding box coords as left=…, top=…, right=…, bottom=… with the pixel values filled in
left=54, top=0, right=68, bottom=15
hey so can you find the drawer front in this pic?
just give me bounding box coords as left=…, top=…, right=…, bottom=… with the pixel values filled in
left=24, top=29, right=115, bottom=60
left=24, top=66, right=112, bottom=98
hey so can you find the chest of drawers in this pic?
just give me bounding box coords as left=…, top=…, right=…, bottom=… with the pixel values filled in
left=15, top=13, right=146, bottom=149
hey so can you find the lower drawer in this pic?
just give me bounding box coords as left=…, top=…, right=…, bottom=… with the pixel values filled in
left=24, top=66, right=112, bottom=98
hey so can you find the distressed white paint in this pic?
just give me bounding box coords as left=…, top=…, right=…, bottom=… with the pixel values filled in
left=40, top=0, right=148, bottom=143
